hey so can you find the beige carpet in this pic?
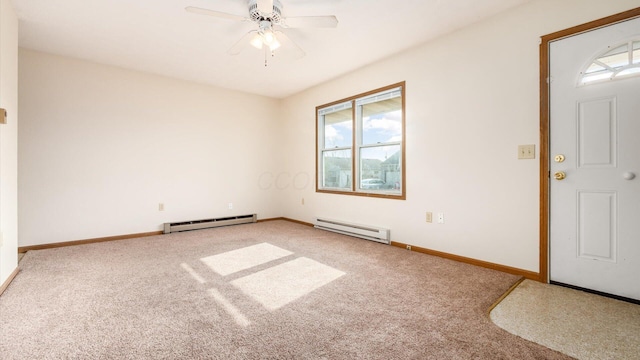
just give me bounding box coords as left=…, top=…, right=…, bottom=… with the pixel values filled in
left=1, top=220, right=569, bottom=359
left=491, top=279, right=640, bottom=360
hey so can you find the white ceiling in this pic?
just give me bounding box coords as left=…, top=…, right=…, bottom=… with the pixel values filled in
left=12, top=0, right=531, bottom=99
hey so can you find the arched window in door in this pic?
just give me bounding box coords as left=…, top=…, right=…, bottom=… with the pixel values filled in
left=579, top=40, right=640, bottom=85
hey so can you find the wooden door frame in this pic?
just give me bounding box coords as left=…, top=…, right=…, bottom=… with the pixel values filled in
left=539, top=7, right=640, bottom=283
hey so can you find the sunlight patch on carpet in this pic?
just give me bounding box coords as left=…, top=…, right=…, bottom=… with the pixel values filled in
left=230, top=257, right=345, bottom=311
left=208, top=288, right=251, bottom=327
left=200, top=243, right=293, bottom=276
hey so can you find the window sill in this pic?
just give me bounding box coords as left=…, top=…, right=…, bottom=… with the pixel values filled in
left=316, top=188, right=406, bottom=200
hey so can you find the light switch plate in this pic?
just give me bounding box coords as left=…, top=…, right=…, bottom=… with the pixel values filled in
left=518, top=144, right=535, bottom=159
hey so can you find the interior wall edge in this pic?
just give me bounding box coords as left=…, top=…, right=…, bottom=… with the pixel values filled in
left=0, top=266, right=19, bottom=297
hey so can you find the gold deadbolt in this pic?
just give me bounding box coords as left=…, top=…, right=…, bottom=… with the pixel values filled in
left=554, top=171, right=566, bottom=180
left=554, top=154, right=565, bottom=163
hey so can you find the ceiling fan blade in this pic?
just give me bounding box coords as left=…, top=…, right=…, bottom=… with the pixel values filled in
left=256, top=0, right=274, bottom=14
left=228, top=30, right=258, bottom=56
left=185, top=6, right=248, bottom=22
left=283, top=16, right=338, bottom=28
left=275, top=30, right=306, bottom=59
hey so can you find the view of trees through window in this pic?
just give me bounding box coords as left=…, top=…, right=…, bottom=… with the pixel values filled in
left=317, top=83, right=405, bottom=199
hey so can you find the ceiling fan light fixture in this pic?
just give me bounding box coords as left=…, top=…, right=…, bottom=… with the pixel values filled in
left=251, top=27, right=281, bottom=51
left=268, top=38, right=281, bottom=51
left=262, top=29, right=281, bottom=50
left=187, top=0, right=336, bottom=60
left=250, top=33, right=264, bottom=49
left=263, top=29, right=275, bottom=44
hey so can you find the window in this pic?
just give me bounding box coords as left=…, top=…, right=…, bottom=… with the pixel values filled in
left=316, top=82, right=405, bottom=199
left=579, top=39, right=640, bottom=85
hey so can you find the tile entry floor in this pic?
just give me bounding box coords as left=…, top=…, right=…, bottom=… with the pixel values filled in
left=491, top=279, right=640, bottom=360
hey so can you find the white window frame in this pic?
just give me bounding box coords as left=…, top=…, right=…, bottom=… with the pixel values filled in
left=579, top=39, right=640, bottom=85
left=316, top=82, right=406, bottom=200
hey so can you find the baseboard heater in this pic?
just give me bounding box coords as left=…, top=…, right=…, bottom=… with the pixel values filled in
left=314, top=217, right=390, bottom=245
left=164, top=214, right=256, bottom=234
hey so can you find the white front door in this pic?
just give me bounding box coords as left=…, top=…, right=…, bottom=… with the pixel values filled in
left=549, top=17, right=640, bottom=301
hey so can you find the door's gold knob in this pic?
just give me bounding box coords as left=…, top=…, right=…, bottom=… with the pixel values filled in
left=554, top=171, right=566, bottom=180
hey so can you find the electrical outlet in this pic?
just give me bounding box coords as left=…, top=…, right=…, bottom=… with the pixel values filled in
left=406, top=245, right=411, bottom=251
left=158, top=203, right=164, bottom=211
left=426, top=212, right=433, bottom=223
left=228, top=203, right=233, bottom=210
left=437, top=213, right=445, bottom=224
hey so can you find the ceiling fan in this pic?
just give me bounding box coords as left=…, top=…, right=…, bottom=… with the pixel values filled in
left=186, top=0, right=338, bottom=63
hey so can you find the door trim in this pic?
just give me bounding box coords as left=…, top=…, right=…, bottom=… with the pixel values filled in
left=539, top=7, right=640, bottom=283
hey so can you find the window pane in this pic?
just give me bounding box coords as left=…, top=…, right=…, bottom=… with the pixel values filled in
left=616, top=67, right=640, bottom=77
left=324, top=116, right=352, bottom=148
left=602, top=44, right=628, bottom=58
left=358, top=90, right=402, bottom=146
left=362, top=108, right=402, bottom=146
left=359, top=145, right=401, bottom=191
left=581, top=71, right=613, bottom=84
left=598, top=44, right=629, bottom=69
left=585, top=63, right=605, bottom=74
left=322, top=149, right=352, bottom=189
left=320, top=102, right=352, bottom=148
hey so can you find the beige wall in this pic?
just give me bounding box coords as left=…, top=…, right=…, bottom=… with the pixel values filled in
left=16, top=0, right=640, bottom=274
left=279, top=0, right=640, bottom=273
left=18, top=50, right=283, bottom=246
left=0, top=0, right=19, bottom=286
